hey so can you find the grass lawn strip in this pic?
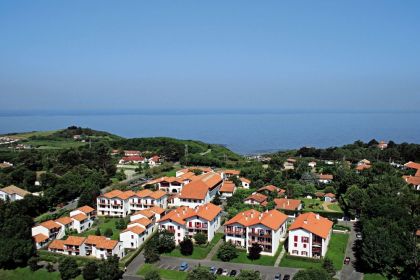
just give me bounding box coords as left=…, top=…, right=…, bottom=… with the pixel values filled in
left=0, top=267, right=83, bottom=280
left=164, top=233, right=223, bottom=259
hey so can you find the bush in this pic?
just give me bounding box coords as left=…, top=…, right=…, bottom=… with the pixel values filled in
left=247, top=243, right=262, bottom=260
left=28, top=257, right=39, bottom=271
left=104, top=228, right=113, bottom=237
left=179, top=237, right=194, bottom=256
left=46, top=263, right=55, bottom=272
left=144, top=270, right=162, bottom=280
left=58, top=258, right=81, bottom=280
left=82, top=261, right=98, bottom=280
left=217, top=241, right=238, bottom=261
left=193, top=232, right=207, bottom=245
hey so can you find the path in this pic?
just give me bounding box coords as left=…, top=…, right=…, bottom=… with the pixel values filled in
left=338, top=222, right=363, bottom=280
left=205, top=238, right=223, bottom=260
left=274, top=245, right=286, bottom=267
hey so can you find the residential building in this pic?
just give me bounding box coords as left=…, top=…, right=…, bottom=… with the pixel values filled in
left=119, top=156, right=145, bottom=164
left=257, top=185, right=286, bottom=197
left=308, top=161, right=317, bottom=168
left=240, top=177, right=251, bottom=189
left=316, top=174, right=333, bottom=184
left=224, top=209, right=288, bottom=256
left=62, top=236, right=87, bottom=256
left=221, top=169, right=240, bottom=180
left=403, top=161, right=420, bottom=190
left=148, top=155, right=161, bottom=167
left=158, top=203, right=222, bottom=245
left=119, top=226, right=148, bottom=249
left=288, top=212, right=333, bottom=258
left=274, top=198, right=302, bottom=218
left=0, top=185, right=31, bottom=201
left=175, top=167, right=213, bottom=178
left=377, top=141, right=388, bottom=150
left=323, top=193, right=336, bottom=202
left=219, top=181, right=236, bottom=198
left=69, top=205, right=96, bottom=233
left=176, top=172, right=222, bottom=207
left=32, top=220, right=65, bottom=249
left=244, top=193, right=268, bottom=206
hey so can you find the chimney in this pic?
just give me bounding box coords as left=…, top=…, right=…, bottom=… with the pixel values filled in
left=287, top=200, right=290, bottom=205
left=316, top=214, right=320, bottom=220
left=303, top=220, right=308, bottom=224
left=285, top=195, right=287, bottom=199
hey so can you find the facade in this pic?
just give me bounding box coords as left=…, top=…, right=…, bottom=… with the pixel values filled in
left=316, top=174, right=333, bottom=184
left=32, top=220, right=65, bottom=249
left=0, top=185, right=31, bottom=201
left=158, top=203, right=222, bottom=245
left=244, top=193, right=268, bottom=206
left=288, top=212, right=333, bottom=258
left=97, top=189, right=168, bottom=217
left=224, top=209, right=288, bottom=256
left=119, top=156, right=145, bottom=164
left=240, top=177, right=251, bottom=189
left=69, top=205, right=96, bottom=233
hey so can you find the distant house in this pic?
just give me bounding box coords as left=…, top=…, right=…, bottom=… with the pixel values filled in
left=324, top=193, right=336, bottom=202
left=148, top=155, right=161, bottom=167
left=377, top=141, right=388, bottom=150
left=257, top=185, right=286, bottom=197
left=124, top=150, right=141, bottom=156
left=403, top=161, right=420, bottom=190
left=316, top=174, right=333, bottom=184
left=222, top=169, right=240, bottom=179
left=119, top=156, right=145, bottom=164
left=219, top=181, right=236, bottom=198
left=0, top=185, right=31, bottom=201
left=244, top=193, right=268, bottom=206
left=0, top=161, right=13, bottom=169
left=274, top=198, right=302, bottom=212
left=175, top=167, right=213, bottom=177
left=240, top=177, right=251, bottom=189
left=308, top=161, right=317, bottom=168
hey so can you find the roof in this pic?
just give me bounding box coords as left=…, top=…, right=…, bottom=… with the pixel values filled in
left=244, top=193, right=267, bottom=203
left=102, top=189, right=124, bottom=199
left=223, top=169, right=240, bottom=175
left=0, top=185, right=31, bottom=197
left=197, top=172, right=223, bottom=189
left=55, top=216, right=73, bottom=225
left=158, top=203, right=222, bottom=225
left=129, top=217, right=152, bottom=227
left=257, top=185, right=279, bottom=193
left=289, top=212, right=333, bottom=239
left=317, top=174, right=333, bottom=180
left=149, top=206, right=165, bottom=214
left=121, top=156, right=144, bottom=162
left=118, top=190, right=136, bottom=200
left=355, top=164, right=371, bottom=171
left=403, top=175, right=420, bottom=186
left=48, top=239, right=66, bottom=250
left=101, top=189, right=166, bottom=200
left=39, top=220, right=61, bottom=230
left=274, top=198, right=302, bottom=211
left=404, top=161, right=420, bottom=170
left=240, top=177, right=251, bottom=183
left=315, top=192, right=325, bottom=197
left=33, top=233, right=49, bottom=243
left=179, top=180, right=209, bottom=200
left=137, top=189, right=167, bottom=199
left=84, top=235, right=118, bottom=250
left=416, top=229, right=420, bottom=237
left=132, top=209, right=155, bottom=219
left=359, top=159, right=371, bottom=165
left=64, top=236, right=86, bottom=246
left=122, top=226, right=145, bottom=235
left=324, top=193, right=336, bottom=198
left=219, top=181, right=235, bottom=193
left=225, top=209, right=288, bottom=230
left=71, top=213, right=88, bottom=222
left=76, top=205, right=95, bottom=214
left=84, top=235, right=106, bottom=245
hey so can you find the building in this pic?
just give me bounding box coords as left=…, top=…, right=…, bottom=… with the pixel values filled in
left=176, top=172, right=222, bottom=207
left=119, top=156, right=145, bottom=164
left=219, top=181, right=236, bottom=198
left=130, top=206, right=165, bottom=223
left=69, top=205, right=96, bottom=233
left=308, top=161, right=317, bottom=168
left=0, top=185, right=31, bottom=201
left=224, top=209, right=288, bottom=256
left=32, top=220, right=65, bottom=249
left=148, top=155, right=161, bottom=167
left=316, top=174, right=333, bottom=184
left=158, top=203, right=222, bottom=244
left=119, top=226, right=148, bottom=249
left=257, top=185, right=286, bottom=197
left=274, top=198, right=302, bottom=217
left=97, top=189, right=168, bottom=217
left=323, top=193, right=336, bottom=202
left=240, top=177, right=251, bottom=189
left=244, top=193, right=268, bottom=206
left=288, top=212, right=333, bottom=258
left=124, top=150, right=141, bottom=156
left=377, top=141, right=388, bottom=150
left=175, top=167, right=213, bottom=178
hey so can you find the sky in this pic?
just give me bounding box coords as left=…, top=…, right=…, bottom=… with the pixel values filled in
left=0, top=0, right=419, bottom=113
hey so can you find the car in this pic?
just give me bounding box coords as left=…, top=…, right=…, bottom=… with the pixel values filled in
left=274, top=273, right=281, bottom=280
left=209, top=267, right=216, bottom=274
left=229, top=270, right=237, bottom=277
left=216, top=268, right=223, bottom=275
left=283, top=275, right=290, bottom=280
left=222, top=269, right=228, bottom=276
left=356, top=233, right=362, bottom=239
left=179, top=262, right=189, bottom=271
left=344, top=257, right=351, bottom=265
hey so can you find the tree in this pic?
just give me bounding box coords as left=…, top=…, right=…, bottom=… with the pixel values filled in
left=95, top=227, right=101, bottom=236
left=212, top=192, right=222, bottom=205
left=144, top=236, right=160, bottom=263
left=216, top=241, right=238, bottom=261
left=78, top=183, right=101, bottom=208
left=28, top=256, right=39, bottom=271
left=186, top=265, right=216, bottom=280
left=97, top=256, right=122, bottom=280
left=144, top=270, right=161, bottom=280
left=104, top=228, right=113, bottom=237
left=46, top=263, right=55, bottom=272
left=179, top=237, right=193, bottom=256
left=237, top=270, right=261, bottom=280
left=193, top=232, right=207, bottom=245
left=322, top=257, right=335, bottom=276
left=157, top=231, right=176, bottom=253
left=82, top=261, right=99, bottom=280
left=115, top=218, right=127, bottom=230
left=293, top=268, right=332, bottom=280
left=247, top=243, right=262, bottom=260
left=59, top=258, right=81, bottom=280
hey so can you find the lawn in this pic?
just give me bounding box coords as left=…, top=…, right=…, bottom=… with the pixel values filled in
left=77, top=217, right=121, bottom=240
left=280, top=233, right=349, bottom=270
left=164, top=233, right=223, bottom=259
left=4, top=130, right=58, bottom=139
left=363, top=273, right=387, bottom=280
left=0, top=267, right=83, bottom=280
left=137, top=264, right=231, bottom=280
left=326, top=203, right=343, bottom=212
left=212, top=243, right=282, bottom=266
left=26, top=139, right=86, bottom=149
left=300, top=198, right=324, bottom=211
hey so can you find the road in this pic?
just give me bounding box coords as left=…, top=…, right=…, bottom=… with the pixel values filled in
left=338, top=222, right=363, bottom=280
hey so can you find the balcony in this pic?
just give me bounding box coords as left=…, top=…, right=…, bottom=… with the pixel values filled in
left=187, top=224, right=208, bottom=229
left=248, top=239, right=272, bottom=246
left=165, top=228, right=176, bottom=233
left=225, top=228, right=246, bottom=235
left=312, top=240, right=322, bottom=246
left=248, top=231, right=272, bottom=238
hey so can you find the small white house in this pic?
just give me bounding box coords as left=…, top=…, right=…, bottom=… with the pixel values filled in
left=240, top=177, right=251, bottom=189
left=0, top=185, right=31, bottom=201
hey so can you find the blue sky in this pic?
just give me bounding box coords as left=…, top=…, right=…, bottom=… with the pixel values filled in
left=0, top=0, right=419, bottom=112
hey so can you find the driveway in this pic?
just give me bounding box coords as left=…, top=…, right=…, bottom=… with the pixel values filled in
left=338, top=221, right=363, bottom=280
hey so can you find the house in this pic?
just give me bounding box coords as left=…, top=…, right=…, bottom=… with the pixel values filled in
left=176, top=172, right=222, bottom=207
left=97, top=189, right=168, bottom=217
left=153, top=176, right=187, bottom=193
left=244, top=193, right=268, bottom=206
left=119, top=226, right=147, bottom=249
left=224, top=209, right=288, bottom=256
left=222, top=169, right=240, bottom=179
left=240, top=177, right=251, bottom=189
left=54, top=216, right=74, bottom=232
left=219, top=181, right=236, bottom=198
left=308, top=161, right=317, bottom=168
left=0, top=185, right=31, bottom=201
left=257, top=185, right=286, bottom=197
left=47, top=239, right=66, bottom=254
left=119, top=156, right=145, bottom=165
left=288, top=212, right=333, bottom=258
left=324, top=193, right=336, bottom=202
left=316, top=174, right=333, bottom=184
left=403, top=175, right=420, bottom=191
left=124, top=150, right=141, bottom=156
left=130, top=206, right=165, bottom=223
left=283, top=161, right=294, bottom=170
left=158, top=203, right=222, bottom=245
left=32, top=220, right=65, bottom=247
left=175, top=167, right=213, bottom=177
left=148, top=156, right=161, bottom=167
left=274, top=198, right=302, bottom=215
left=377, top=141, right=388, bottom=150
left=128, top=217, right=154, bottom=237
left=0, top=161, right=13, bottom=169
left=63, top=236, right=87, bottom=256
left=355, top=163, right=371, bottom=172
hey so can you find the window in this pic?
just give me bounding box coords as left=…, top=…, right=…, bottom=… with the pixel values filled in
left=292, top=250, right=298, bottom=255
left=294, top=243, right=297, bottom=247
left=294, top=236, right=298, bottom=242
left=177, top=233, right=180, bottom=237
left=301, top=251, right=307, bottom=256
left=301, top=237, right=309, bottom=243
left=303, top=244, right=306, bottom=248
left=131, top=235, right=134, bottom=239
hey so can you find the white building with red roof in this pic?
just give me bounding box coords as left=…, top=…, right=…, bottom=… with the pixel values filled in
left=224, top=209, right=288, bottom=256
left=219, top=181, right=236, bottom=198
left=158, top=203, right=222, bottom=244
left=69, top=205, right=96, bottom=233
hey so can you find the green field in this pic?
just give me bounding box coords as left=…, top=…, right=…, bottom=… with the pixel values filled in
left=0, top=267, right=83, bottom=280
left=164, top=233, right=223, bottom=259
left=2, top=130, right=58, bottom=139
left=326, top=203, right=343, bottom=212
left=137, top=264, right=231, bottom=280
left=212, top=243, right=282, bottom=266
left=25, top=139, right=86, bottom=149
left=300, top=198, right=324, bottom=211
left=77, top=217, right=122, bottom=240
left=280, top=233, right=349, bottom=270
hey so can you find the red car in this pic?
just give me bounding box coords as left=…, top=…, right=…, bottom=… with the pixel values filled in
left=344, top=257, right=351, bottom=265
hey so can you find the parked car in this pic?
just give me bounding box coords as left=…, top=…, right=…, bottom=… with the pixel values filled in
left=210, top=267, right=216, bottom=274
left=229, top=270, right=237, bottom=277
left=356, top=233, right=362, bottom=239
left=222, top=269, right=228, bottom=276
left=216, top=268, right=223, bottom=275
left=179, top=262, right=189, bottom=271
left=283, top=274, right=290, bottom=280
left=344, top=257, right=351, bottom=265
left=274, top=273, right=281, bottom=280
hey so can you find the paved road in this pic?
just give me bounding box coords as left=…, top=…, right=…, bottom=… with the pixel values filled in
left=339, top=222, right=363, bottom=280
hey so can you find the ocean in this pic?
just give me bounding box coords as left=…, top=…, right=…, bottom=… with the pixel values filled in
left=0, top=111, right=419, bottom=154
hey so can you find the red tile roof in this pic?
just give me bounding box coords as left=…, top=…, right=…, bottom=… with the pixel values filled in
left=76, top=205, right=95, bottom=214
left=404, top=161, right=420, bottom=170
left=240, top=177, right=251, bottom=183
left=33, top=233, right=49, bottom=243
left=244, top=193, right=267, bottom=204
left=225, top=209, right=288, bottom=230
left=219, top=181, right=235, bottom=193
left=158, top=203, right=222, bottom=225
left=71, top=213, right=88, bottom=222
left=403, top=175, right=420, bottom=186
left=317, top=174, right=333, bottom=180
left=179, top=180, right=209, bottom=200
left=122, top=226, right=145, bottom=235
left=274, top=198, right=302, bottom=211
left=55, top=216, right=73, bottom=225
left=64, top=236, right=86, bottom=246
left=289, top=212, right=333, bottom=239
left=48, top=239, right=65, bottom=250
left=84, top=235, right=118, bottom=250
left=40, top=220, right=61, bottom=230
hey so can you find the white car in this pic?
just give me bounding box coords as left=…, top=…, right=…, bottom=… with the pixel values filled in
left=222, top=269, right=228, bottom=276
